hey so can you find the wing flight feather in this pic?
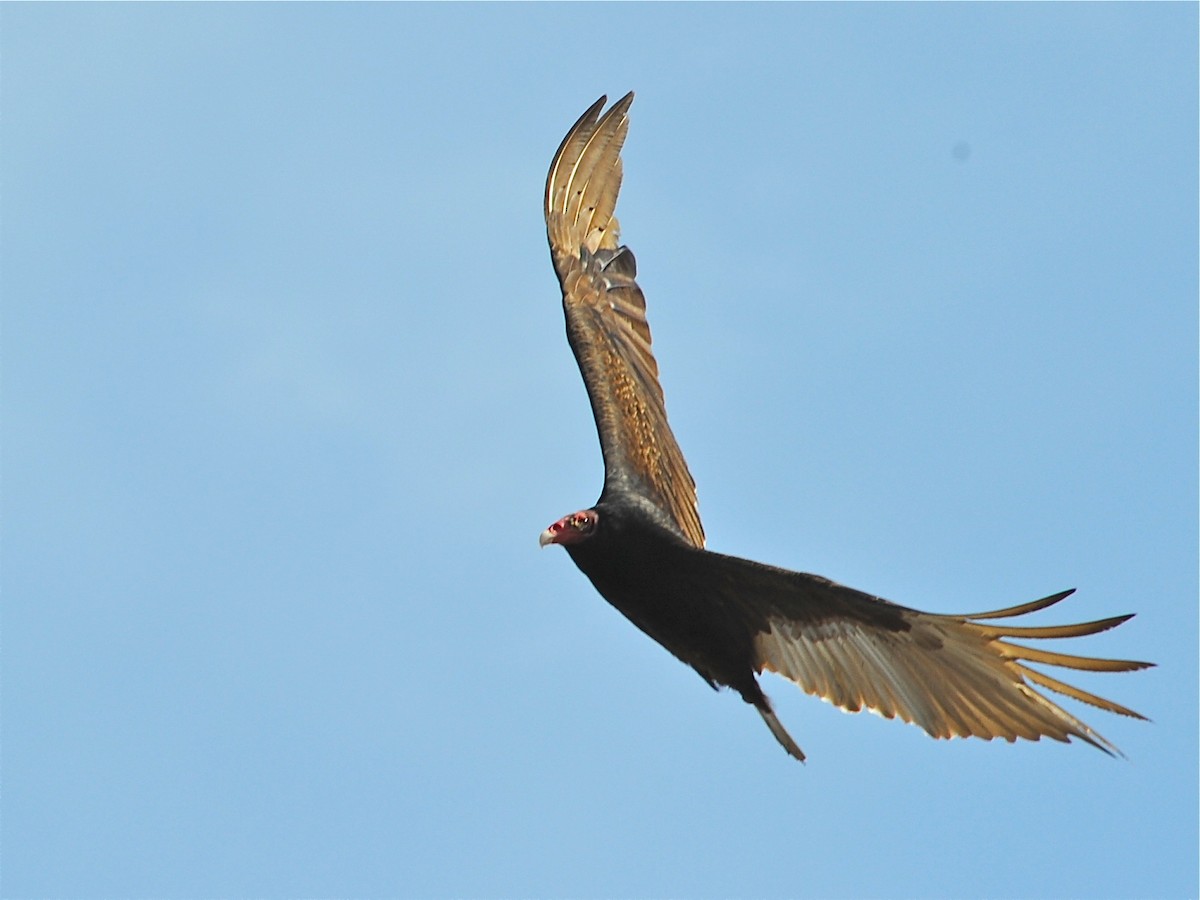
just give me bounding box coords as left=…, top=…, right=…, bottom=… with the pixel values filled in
left=749, top=579, right=1151, bottom=755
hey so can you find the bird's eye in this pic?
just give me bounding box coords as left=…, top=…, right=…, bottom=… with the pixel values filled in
left=573, top=514, right=593, bottom=531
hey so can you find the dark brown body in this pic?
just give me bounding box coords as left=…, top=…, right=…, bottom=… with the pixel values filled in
left=566, top=494, right=761, bottom=701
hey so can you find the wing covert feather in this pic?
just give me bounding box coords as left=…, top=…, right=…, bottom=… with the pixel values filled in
left=546, top=94, right=704, bottom=547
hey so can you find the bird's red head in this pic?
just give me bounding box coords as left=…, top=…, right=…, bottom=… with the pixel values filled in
left=539, top=509, right=599, bottom=547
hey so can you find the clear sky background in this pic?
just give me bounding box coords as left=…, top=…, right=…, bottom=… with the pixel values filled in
left=4, top=5, right=1196, bottom=898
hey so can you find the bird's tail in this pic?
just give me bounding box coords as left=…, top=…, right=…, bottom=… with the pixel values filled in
left=756, top=701, right=806, bottom=763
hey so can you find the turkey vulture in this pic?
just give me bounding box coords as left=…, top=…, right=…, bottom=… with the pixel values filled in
left=539, top=93, right=1151, bottom=762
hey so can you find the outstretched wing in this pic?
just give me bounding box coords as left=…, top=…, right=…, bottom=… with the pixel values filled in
left=545, top=93, right=704, bottom=547
left=737, top=565, right=1152, bottom=754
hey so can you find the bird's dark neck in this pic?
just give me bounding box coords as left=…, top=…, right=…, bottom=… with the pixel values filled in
left=564, top=492, right=693, bottom=592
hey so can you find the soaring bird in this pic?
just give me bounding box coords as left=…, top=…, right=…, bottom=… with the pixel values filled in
left=539, top=93, right=1150, bottom=762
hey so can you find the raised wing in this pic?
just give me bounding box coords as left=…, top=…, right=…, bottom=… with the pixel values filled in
left=545, top=93, right=704, bottom=547
left=742, top=568, right=1152, bottom=754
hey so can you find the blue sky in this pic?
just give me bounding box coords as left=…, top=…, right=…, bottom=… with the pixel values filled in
left=4, top=4, right=1196, bottom=898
